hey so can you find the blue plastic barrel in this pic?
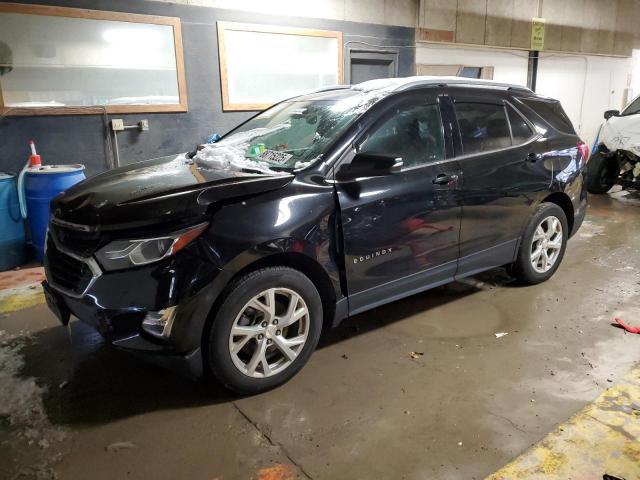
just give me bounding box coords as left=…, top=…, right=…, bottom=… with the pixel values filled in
left=0, top=173, right=27, bottom=271
left=25, top=165, right=85, bottom=262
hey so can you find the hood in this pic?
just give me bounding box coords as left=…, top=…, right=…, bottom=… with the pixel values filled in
left=51, top=154, right=293, bottom=230
left=600, top=114, right=640, bottom=157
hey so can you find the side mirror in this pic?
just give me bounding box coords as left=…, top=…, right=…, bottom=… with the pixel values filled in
left=336, top=153, right=403, bottom=181
left=604, top=109, right=620, bottom=120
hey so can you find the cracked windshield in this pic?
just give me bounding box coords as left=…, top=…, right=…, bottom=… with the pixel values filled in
left=195, top=93, right=367, bottom=172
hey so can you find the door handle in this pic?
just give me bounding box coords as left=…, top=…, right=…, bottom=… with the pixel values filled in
left=432, top=173, right=458, bottom=185
left=526, top=152, right=542, bottom=162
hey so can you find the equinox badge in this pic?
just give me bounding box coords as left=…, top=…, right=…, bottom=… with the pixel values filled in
left=353, top=247, right=393, bottom=264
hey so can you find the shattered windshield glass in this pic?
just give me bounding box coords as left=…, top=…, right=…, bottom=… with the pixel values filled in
left=194, top=91, right=384, bottom=173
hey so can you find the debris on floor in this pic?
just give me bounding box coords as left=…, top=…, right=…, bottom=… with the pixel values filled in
left=255, top=463, right=296, bottom=480
left=494, top=332, right=508, bottom=339
left=105, top=441, right=138, bottom=452
left=613, top=317, right=640, bottom=334
left=408, top=351, right=424, bottom=359
left=0, top=330, right=68, bottom=477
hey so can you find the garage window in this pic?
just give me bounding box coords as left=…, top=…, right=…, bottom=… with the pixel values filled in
left=217, top=22, right=342, bottom=111
left=0, top=4, right=187, bottom=115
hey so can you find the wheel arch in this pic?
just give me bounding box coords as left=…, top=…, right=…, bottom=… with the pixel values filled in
left=202, top=251, right=338, bottom=352
left=541, top=192, right=574, bottom=234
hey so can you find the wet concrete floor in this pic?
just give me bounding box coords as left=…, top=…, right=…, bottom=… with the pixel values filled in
left=1, top=194, right=640, bottom=480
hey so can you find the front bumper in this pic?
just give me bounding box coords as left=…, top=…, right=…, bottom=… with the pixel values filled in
left=44, top=239, right=230, bottom=379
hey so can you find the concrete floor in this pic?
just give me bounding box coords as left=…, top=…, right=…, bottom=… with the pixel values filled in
left=1, top=194, right=640, bottom=480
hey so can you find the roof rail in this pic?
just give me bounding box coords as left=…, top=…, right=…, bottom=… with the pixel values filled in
left=353, top=76, right=533, bottom=94
left=308, top=85, right=352, bottom=94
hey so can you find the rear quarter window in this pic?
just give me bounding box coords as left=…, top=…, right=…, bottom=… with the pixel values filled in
left=517, top=97, right=576, bottom=135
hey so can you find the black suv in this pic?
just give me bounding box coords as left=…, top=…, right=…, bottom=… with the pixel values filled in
left=43, top=77, right=587, bottom=394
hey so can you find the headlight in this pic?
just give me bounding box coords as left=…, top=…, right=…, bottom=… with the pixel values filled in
left=95, top=222, right=209, bottom=271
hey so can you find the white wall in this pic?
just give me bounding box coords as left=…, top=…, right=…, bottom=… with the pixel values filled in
left=416, top=43, right=634, bottom=146
left=537, top=53, right=633, bottom=146
left=415, top=44, right=529, bottom=86
left=630, top=49, right=640, bottom=102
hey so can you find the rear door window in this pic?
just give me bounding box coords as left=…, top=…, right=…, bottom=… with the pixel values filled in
left=454, top=102, right=511, bottom=155
left=506, top=105, right=535, bottom=144
left=517, top=97, right=576, bottom=134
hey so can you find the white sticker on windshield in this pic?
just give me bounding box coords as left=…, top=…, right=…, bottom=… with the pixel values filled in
left=258, top=150, right=293, bottom=165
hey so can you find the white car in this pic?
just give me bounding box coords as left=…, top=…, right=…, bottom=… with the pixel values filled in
left=587, top=95, right=640, bottom=193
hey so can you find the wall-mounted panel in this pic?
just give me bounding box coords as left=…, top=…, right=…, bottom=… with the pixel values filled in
left=348, top=48, right=399, bottom=84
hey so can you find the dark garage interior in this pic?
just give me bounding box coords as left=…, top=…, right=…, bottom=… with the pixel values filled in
left=1, top=1, right=640, bottom=479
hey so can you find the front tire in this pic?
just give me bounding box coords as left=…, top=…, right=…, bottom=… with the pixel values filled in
left=513, top=203, right=568, bottom=284
left=586, top=151, right=618, bottom=194
left=205, top=267, right=323, bottom=395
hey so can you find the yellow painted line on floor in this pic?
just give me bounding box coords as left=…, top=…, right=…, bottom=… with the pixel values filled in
left=0, top=282, right=45, bottom=315
left=487, top=366, right=640, bottom=480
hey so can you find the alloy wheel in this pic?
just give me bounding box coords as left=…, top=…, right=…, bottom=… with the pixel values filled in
left=530, top=215, right=563, bottom=273
left=228, top=288, right=310, bottom=378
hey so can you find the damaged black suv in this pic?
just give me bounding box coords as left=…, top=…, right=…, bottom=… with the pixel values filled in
left=43, top=77, right=587, bottom=394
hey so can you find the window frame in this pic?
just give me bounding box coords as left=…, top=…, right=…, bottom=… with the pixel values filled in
left=452, top=97, right=540, bottom=160
left=621, top=95, right=640, bottom=116
left=0, top=3, right=188, bottom=116
left=504, top=100, right=537, bottom=146
left=354, top=94, right=448, bottom=172
left=514, top=96, right=575, bottom=135
left=217, top=21, right=343, bottom=112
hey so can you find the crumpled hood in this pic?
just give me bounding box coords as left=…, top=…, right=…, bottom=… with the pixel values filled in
left=600, top=114, right=640, bottom=157
left=51, top=154, right=293, bottom=230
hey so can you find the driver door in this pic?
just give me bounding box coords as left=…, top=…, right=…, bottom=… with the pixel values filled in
left=335, top=93, right=462, bottom=314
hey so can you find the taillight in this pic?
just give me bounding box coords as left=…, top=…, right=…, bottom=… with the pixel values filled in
left=577, top=141, right=589, bottom=164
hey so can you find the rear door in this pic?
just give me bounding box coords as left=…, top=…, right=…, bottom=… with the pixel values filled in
left=448, top=91, right=550, bottom=277
left=335, top=92, right=462, bottom=314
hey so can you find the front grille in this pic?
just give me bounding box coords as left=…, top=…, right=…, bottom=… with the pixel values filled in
left=45, top=236, right=94, bottom=295
left=50, top=223, right=103, bottom=256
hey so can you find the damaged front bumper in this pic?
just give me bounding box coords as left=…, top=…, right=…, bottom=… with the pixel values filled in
left=43, top=238, right=227, bottom=379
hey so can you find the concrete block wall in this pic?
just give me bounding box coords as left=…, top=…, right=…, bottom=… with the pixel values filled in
left=418, top=0, right=640, bottom=57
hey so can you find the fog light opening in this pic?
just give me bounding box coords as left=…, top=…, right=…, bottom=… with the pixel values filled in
left=142, top=306, right=178, bottom=338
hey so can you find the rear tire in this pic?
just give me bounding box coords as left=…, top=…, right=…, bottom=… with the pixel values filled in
left=586, top=151, right=618, bottom=194
left=205, top=267, right=323, bottom=395
left=513, top=203, right=568, bottom=285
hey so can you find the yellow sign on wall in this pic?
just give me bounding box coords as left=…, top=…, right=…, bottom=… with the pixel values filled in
left=531, top=17, right=545, bottom=50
